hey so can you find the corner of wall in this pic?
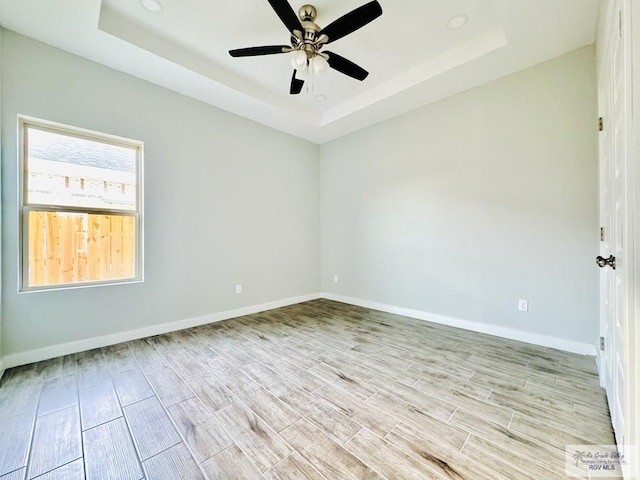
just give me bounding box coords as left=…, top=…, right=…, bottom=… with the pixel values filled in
left=322, top=293, right=598, bottom=356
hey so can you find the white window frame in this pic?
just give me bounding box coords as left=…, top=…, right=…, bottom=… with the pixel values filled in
left=18, top=115, right=144, bottom=292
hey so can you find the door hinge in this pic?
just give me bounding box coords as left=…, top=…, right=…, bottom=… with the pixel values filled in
left=600, top=336, right=605, bottom=351
left=599, top=117, right=604, bottom=131
left=619, top=11, right=623, bottom=37
left=600, top=227, right=605, bottom=242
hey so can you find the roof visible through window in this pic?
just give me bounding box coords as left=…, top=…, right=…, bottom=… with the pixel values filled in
left=28, top=128, right=135, bottom=173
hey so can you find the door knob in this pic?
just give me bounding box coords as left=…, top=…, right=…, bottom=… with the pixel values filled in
left=596, top=255, right=616, bottom=270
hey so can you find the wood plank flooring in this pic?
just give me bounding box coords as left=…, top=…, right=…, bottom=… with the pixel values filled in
left=0, top=299, right=614, bottom=479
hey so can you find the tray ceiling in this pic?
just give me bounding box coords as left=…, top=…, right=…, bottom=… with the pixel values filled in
left=0, top=0, right=599, bottom=143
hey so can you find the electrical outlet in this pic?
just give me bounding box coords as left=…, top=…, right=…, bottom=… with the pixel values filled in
left=333, top=275, right=339, bottom=283
left=235, top=284, right=242, bottom=294
left=518, top=299, right=529, bottom=312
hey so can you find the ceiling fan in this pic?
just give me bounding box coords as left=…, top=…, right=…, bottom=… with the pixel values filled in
left=229, top=0, right=383, bottom=94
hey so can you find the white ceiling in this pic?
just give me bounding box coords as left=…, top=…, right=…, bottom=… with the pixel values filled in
left=0, top=0, right=599, bottom=144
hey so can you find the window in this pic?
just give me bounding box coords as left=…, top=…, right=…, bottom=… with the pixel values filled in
left=20, top=117, right=143, bottom=291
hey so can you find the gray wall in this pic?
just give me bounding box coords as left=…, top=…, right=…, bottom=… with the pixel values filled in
left=320, top=46, right=599, bottom=345
left=1, top=31, right=320, bottom=356
left=0, top=31, right=599, bottom=359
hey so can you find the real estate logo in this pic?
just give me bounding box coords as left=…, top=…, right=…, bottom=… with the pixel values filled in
left=565, top=444, right=636, bottom=478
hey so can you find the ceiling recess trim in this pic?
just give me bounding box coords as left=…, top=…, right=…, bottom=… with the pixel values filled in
left=321, top=27, right=507, bottom=125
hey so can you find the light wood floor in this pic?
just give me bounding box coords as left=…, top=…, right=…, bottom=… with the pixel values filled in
left=0, top=299, right=614, bottom=479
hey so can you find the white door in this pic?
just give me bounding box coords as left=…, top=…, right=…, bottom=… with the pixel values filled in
left=598, top=46, right=614, bottom=394
left=598, top=0, right=631, bottom=454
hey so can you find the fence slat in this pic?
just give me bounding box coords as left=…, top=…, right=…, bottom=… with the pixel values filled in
left=110, top=215, right=123, bottom=278
left=59, top=215, right=74, bottom=284
left=73, top=215, right=86, bottom=282
left=99, top=215, right=111, bottom=279
left=87, top=214, right=100, bottom=280
left=30, top=212, right=45, bottom=286
left=45, top=212, right=61, bottom=285
left=122, top=216, right=135, bottom=278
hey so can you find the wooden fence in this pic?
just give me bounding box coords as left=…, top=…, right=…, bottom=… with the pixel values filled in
left=28, top=211, right=136, bottom=287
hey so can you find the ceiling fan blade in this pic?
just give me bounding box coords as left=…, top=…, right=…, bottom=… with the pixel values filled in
left=290, top=70, right=304, bottom=94
left=267, top=0, right=303, bottom=33
left=325, top=51, right=369, bottom=81
left=229, top=46, right=289, bottom=57
left=319, top=1, right=382, bottom=44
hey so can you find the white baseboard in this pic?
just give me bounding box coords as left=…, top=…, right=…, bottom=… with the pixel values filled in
left=2, top=293, right=322, bottom=370
left=322, top=293, right=598, bottom=356
left=2, top=291, right=598, bottom=370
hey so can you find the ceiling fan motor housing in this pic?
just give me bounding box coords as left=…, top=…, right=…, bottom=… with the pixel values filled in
left=298, top=5, right=317, bottom=22
left=298, top=5, right=321, bottom=53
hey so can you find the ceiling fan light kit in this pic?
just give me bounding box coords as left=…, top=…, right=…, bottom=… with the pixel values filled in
left=229, top=0, right=383, bottom=94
